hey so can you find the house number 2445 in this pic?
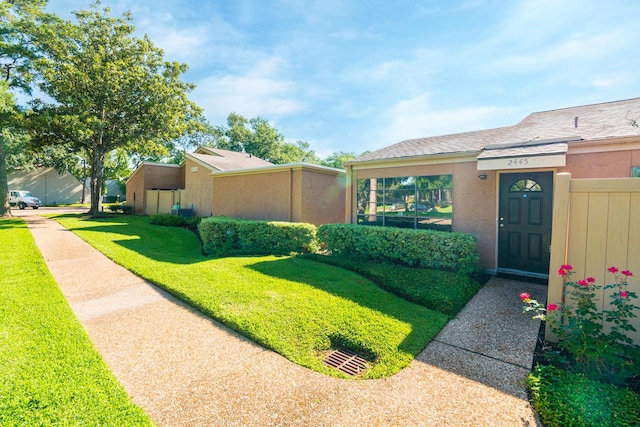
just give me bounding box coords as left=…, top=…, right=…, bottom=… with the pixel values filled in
left=507, top=158, right=529, bottom=166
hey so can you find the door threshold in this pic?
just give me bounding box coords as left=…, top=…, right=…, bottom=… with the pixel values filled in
left=497, top=268, right=548, bottom=285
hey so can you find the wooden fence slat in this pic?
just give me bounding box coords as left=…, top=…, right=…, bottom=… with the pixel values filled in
left=604, top=193, right=631, bottom=315
left=567, top=192, right=589, bottom=279
left=548, top=177, right=640, bottom=344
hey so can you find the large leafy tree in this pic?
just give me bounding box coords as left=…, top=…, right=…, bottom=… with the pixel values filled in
left=28, top=3, right=201, bottom=215
left=0, top=0, right=49, bottom=216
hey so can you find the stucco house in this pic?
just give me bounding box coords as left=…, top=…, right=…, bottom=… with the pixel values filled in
left=345, top=97, right=640, bottom=280
left=8, top=167, right=90, bottom=205
left=126, top=146, right=346, bottom=226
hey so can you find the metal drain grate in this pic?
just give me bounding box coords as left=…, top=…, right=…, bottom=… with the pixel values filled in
left=324, top=349, right=368, bottom=376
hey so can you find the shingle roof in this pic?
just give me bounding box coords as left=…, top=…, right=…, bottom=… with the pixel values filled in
left=352, top=98, right=640, bottom=163
left=188, top=147, right=273, bottom=171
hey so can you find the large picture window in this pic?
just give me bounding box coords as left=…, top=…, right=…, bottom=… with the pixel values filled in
left=356, top=175, right=453, bottom=231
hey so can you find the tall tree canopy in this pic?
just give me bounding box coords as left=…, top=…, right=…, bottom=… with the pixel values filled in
left=0, top=0, right=50, bottom=216
left=27, top=3, right=201, bottom=215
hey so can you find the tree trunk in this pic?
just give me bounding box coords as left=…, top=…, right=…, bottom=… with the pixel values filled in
left=88, top=149, right=106, bottom=216
left=0, top=135, right=12, bottom=217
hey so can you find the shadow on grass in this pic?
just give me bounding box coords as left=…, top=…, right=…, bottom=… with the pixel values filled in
left=54, top=214, right=207, bottom=265
left=0, top=217, right=26, bottom=229
left=248, top=256, right=449, bottom=358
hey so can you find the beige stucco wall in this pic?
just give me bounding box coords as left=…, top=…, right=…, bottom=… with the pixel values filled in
left=559, top=149, right=640, bottom=178
left=453, top=163, right=497, bottom=270
left=126, top=163, right=184, bottom=215
left=8, top=167, right=87, bottom=205
left=184, top=158, right=214, bottom=217
left=212, top=171, right=291, bottom=222
left=212, top=166, right=346, bottom=226
left=300, top=170, right=346, bottom=225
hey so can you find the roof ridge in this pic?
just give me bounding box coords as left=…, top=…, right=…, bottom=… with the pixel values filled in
left=526, top=97, right=640, bottom=116
left=397, top=124, right=515, bottom=144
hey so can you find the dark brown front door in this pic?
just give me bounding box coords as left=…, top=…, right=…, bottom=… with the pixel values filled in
left=498, top=171, right=553, bottom=277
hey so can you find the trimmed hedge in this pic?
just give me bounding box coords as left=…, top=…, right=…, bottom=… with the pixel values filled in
left=303, top=254, right=480, bottom=317
left=317, top=223, right=479, bottom=274
left=107, top=204, right=134, bottom=214
left=528, top=365, right=640, bottom=427
left=199, top=216, right=319, bottom=256
left=149, top=213, right=201, bottom=229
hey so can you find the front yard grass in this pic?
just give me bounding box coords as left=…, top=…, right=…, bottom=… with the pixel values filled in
left=0, top=218, right=151, bottom=426
left=528, top=365, right=640, bottom=426
left=54, top=214, right=449, bottom=379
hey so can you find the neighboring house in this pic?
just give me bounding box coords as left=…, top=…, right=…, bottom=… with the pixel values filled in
left=8, top=167, right=90, bottom=205
left=126, top=146, right=346, bottom=226
left=209, top=162, right=346, bottom=226
left=345, top=98, right=640, bottom=279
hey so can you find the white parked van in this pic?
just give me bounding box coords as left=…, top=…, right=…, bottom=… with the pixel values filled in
left=9, top=190, right=42, bottom=209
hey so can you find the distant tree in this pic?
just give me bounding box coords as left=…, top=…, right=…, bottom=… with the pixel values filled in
left=319, top=151, right=357, bottom=169
left=213, top=113, right=281, bottom=162
left=103, top=148, right=131, bottom=195
left=212, top=112, right=320, bottom=164
left=27, top=3, right=201, bottom=215
left=270, top=140, right=319, bottom=164
left=165, top=116, right=216, bottom=165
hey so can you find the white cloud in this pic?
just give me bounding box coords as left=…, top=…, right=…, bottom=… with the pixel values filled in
left=150, top=28, right=209, bottom=62
left=192, top=58, right=306, bottom=123
left=374, top=94, right=513, bottom=146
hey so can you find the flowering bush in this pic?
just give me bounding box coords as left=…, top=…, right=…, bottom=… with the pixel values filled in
left=522, top=265, right=640, bottom=382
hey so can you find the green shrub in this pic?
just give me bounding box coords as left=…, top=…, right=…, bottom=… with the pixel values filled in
left=149, top=213, right=201, bottom=229
left=528, top=365, right=640, bottom=427
left=107, top=204, right=133, bottom=214
left=317, top=223, right=479, bottom=274
left=303, top=254, right=480, bottom=317
left=199, top=217, right=319, bottom=256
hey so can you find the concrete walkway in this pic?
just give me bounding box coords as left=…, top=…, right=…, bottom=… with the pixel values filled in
left=20, top=211, right=545, bottom=426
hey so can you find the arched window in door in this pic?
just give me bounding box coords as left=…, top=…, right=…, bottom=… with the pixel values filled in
left=510, top=178, right=542, bottom=192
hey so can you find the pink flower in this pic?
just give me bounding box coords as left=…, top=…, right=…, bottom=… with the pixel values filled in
left=547, top=304, right=559, bottom=311
left=586, top=277, right=595, bottom=283
left=578, top=280, right=588, bottom=287
left=519, top=292, right=531, bottom=301
left=561, top=264, right=573, bottom=271
left=620, top=291, right=629, bottom=298
left=558, top=268, right=568, bottom=276
left=608, top=266, right=619, bottom=273
left=622, top=270, right=633, bottom=277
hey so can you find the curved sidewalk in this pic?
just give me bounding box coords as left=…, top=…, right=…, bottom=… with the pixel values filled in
left=22, top=213, right=544, bottom=426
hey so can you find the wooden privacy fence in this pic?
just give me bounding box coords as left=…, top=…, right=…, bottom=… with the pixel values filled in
left=548, top=173, right=640, bottom=344
left=144, top=189, right=187, bottom=216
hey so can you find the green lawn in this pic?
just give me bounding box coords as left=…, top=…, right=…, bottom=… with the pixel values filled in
left=0, top=218, right=151, bottom=426
left=54, top=214, right=449, bottom=379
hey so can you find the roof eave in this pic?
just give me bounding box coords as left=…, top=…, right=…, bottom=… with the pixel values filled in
left=185, top=153, right=222, bottom=172
left=346, top=151, right=479, bottom=169
left=211, top=162, right=345, bottom=178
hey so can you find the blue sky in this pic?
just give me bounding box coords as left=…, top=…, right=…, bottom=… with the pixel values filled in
left=46, top=0, right=640, bottom=158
